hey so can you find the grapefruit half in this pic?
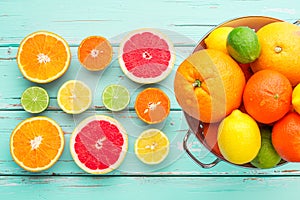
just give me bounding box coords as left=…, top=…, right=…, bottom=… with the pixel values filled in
left=70, top=115, right=128, bottom=174
left=118, top=28, right=176, bottom=84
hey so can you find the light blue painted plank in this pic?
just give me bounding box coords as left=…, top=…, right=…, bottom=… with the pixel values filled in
left=0, top=0, right=299, bottom=44
left=1, top=1, right=300, bottom=194
left=0, top=176, right=300, bottom=200
left=1, top=110, right=300, bottom=175
left=0, top=46, right=193, bottom=109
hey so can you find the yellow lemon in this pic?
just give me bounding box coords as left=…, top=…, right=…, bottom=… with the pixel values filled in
left=204, top=26, right=233, bottom=54
left=217, top=109, right=261, bottom=165
left=292, top=83, right=300, bottom=114
left=57, top=80, right=92, bottom=114
left=135, top=129, right=169, bottom=165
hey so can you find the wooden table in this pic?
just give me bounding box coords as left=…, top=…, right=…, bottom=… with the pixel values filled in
left=1, top=1, right=300, bottom=199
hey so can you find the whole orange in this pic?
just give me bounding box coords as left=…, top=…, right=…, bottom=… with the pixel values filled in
left=272, top=112, right=300, bottom=162
left=243, top=69, right=292, bottom=124
left=250, top=22, right=300, bottom=86
left=174, top=49, right=245, bottom=123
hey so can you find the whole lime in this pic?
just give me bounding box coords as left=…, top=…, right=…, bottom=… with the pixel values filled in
left=251, top=126, right=282, bottom=169
left=227, top=26, right=261, bottom=64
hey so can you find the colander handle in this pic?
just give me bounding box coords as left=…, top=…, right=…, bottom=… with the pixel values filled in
left=183, top=129, right=221, bottom=169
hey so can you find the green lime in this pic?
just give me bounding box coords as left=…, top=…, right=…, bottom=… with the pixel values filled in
left=251, top=126, right=282, bottom=169
left=21, top=86, right=49, bottom=113
left=102, top=84, right=130, bottom=111
left=226, top=26, right=261, bottom=63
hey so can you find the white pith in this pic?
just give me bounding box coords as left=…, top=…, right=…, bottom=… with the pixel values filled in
left=37, top=53, right=51, bottom=64
left=30, top=136, right=43, bottom=150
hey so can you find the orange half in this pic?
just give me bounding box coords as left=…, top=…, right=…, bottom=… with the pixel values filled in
left=78, top=36, right=113, bottom=71
left=135, top=88, right=170, bottom=124
left=10, top=116, right=65, bottom=172
left=17, top=31, right=71, bottom=83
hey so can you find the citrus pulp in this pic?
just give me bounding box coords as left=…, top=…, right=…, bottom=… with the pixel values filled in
left=10, top=116, right=65, bottom=172
left=135, top=129, right=169, bottom=165
left=70, top=115, right=128, bottom=174
left=21, top=86, right=49, bottom=113
left=17, top=31, right=71, bottom=83
left=118, top=28, right=175, bottom=84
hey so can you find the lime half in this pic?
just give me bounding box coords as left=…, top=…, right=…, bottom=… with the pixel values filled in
left=21, top=86, right=49, bottom=113
left=102, top=84, right=130, bottom=111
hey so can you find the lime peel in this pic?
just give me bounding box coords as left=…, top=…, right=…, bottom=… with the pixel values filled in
left=102, top=84, right=130, bottom=112
left=21, top=86, right=49, bottom=113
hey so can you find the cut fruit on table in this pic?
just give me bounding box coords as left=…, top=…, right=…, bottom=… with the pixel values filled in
left=102, top=84, right=130, bottom=111
left=70, top=115, right=128, bottom=174
left=78, top=36, right=113, bottom=71
left=135, top=129, right=170, bottom=165
left=21, top=86, right=49, bottom=113
left=57, top=80, right=92, bottom=114
left=118, top=28, right=176, bottom=84
left=10, top=116, right=65, bottom=172
left=17, top=31, right=71, bottom=83
left=135, top=88, right=170, bottom=124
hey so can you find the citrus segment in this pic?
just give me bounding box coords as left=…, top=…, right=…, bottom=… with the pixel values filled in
left=250, top=22, right=300, bottom=86
left=135, top=88, right=170, bottom=124
left=70, top=115, right=128, bottom=174
left=78, top=36, right=113, bottom=71
left=119, top=28, right=175, bottom=84
left=135, top=129, right=169, bottom=165
left=102, top=84, right=130, bottom=111
left=57, top=80, right=92, bottom=114
left=217, top=109, right=261, bottom=165
left=21, top=86, right=49, bottom=113
left=17, top=31, right=71, bottom=83
left=10, top=116, right=65, bottom=172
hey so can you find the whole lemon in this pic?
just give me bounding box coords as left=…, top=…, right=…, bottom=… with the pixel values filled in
left=217, top=109, right=261, bottom=165
left=204, top=26, right=233, bottom=54
left=292, top=83, right=300, bottom=114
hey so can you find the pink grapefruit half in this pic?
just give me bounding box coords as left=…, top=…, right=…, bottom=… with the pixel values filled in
left=70, top=115, right=128, bottom=174
left=118, top=28, right=176, bottom=84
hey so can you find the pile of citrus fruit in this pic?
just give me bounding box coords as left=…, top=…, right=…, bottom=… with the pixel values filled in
left=174, top=20, right=300, bottom=168
left=12, top=28, right=175, bottom=173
